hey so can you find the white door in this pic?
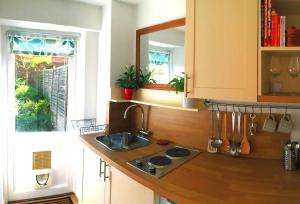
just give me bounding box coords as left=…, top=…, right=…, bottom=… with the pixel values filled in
left=2, top=27, right=81, bottom=202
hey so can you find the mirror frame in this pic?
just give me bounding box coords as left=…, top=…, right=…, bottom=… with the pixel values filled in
left=136, top=18, right=185, bottom=90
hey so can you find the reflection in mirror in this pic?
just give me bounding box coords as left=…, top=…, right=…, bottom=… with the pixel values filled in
left=140, top=27, right=185, bottom=84
left=136, top=18, right=185, bottom=90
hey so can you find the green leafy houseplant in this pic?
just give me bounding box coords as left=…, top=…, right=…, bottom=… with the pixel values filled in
left=139, top=68, right=157, bottom=86
left=168, top=73, right=184, bottom=94
left=116, top=65, right=139, bottom=100
left=115, top=65, right=138, bottom=89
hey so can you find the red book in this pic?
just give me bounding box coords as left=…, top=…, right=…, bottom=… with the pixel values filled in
left=277, top=15, right=281, bottom=46
left=264, top=0, right=268, bottom=46
left=267, top=0, right=272, bottom=46
left=271, top=9, right=278, bottom=46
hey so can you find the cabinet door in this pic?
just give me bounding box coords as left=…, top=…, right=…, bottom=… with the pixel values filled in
left=185, top=0, right=258, bottom=101
left=82, top=147, right=106, bottom=204
left=110, top=167, right=155, bottom=204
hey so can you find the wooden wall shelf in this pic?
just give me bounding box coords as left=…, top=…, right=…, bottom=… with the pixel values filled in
left=260, top=47, right=300, bottom=52
left=258, top=95, right=300, bottom=103
left=258, top=0, right=300, bottom=103
left=110, top=99, right=200, bottom=112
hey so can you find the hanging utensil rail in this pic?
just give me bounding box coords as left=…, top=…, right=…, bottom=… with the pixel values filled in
left=205, top=100, right=300, bottom=113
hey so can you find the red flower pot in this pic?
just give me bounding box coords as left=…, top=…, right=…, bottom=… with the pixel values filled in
left=123, top=88, right=133, bottom=100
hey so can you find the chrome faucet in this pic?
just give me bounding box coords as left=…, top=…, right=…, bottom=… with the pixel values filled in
left=123, top=104, right=150, bottom=137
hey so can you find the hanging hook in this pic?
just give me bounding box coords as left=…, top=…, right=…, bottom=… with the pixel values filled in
left=269, top=106, right=272, bottom=114
left=244, top=105, right=247, bottom=113
left=225, top=104, right=228, bottom=113
left=260, top=105, right=263, bottom=114
left=232, top=104, right=235, bottom=112
left=252, top=105, right=254, bottom=114
left=211, top=103, right=215, bottom=111
left=285, top=106, right=288, bottom=115
left=237, top=105, right=240, bottom=113
left=217, top=104, right=220, bottom=112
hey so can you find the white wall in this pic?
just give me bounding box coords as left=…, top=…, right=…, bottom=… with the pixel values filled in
left=110, top=0, right=137, bottom=87
left=148, top=28, right=185, bottom=47
left=172, top=46, right=184, bottom=76
left=85, top=31, right=99, bottom=119
left=97, top=1, right=112, bottom=125
left=137, top=0, right=185, bottom=29
left=0, top=0, right=102, bottom=30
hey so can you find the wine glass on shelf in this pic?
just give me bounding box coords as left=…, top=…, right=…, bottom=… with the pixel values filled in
left=269, top=55, right=282, bottom=95
left=288, top=56, right=300, bottom=78
left=269, top=55, right=281, bottom=77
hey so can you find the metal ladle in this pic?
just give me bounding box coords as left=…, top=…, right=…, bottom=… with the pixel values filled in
left=229, top=111, right=237, bottom=156
left=213, top=110, right=223, bottom=147
left=207, top=109, right=217, bottom=153
left=235, top=111, right=242, bottom=156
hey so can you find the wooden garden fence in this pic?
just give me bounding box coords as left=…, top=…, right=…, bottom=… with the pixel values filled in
left=35, top=65, right=68, bottom=131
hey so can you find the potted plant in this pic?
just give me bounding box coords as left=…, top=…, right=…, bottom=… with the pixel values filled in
left=139, top=68, right=157, bottom=87
left=168, top=72, right=198, bottom=108
left=116, top=65, right=138, bottom=100
left=168, top=73, right=184, bottom=94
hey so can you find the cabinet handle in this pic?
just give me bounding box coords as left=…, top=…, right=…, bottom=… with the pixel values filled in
left=103, top=162, right=109, bottom=182
left=185, top=73, right=191, bottom=97
left=99, top=159, right=109, bottom=182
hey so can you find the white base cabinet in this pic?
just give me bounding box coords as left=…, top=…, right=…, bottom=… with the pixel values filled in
left=82, top=146, right=110, bottom=204
left=110, top=166, right=155, bottom=204
left=81, top=146, right=156, bottom=204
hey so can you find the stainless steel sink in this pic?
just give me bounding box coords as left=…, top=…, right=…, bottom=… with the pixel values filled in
left=95, top=132, right=151, bottom=151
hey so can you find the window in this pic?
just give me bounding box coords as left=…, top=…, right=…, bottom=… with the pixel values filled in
left=7, top=31, right=77, bottom=132
left=148, top=49, right=171, bottom=84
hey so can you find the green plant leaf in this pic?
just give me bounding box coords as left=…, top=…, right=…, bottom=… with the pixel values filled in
left=115, top=65, right=139, bottom=89
left=168, top=72, right=185, bottom=93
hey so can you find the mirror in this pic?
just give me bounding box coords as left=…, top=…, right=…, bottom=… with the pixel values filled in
left=136, top=18, right=185, bottom=90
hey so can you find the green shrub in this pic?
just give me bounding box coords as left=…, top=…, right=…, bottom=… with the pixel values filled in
left=15, top=81, right=53, bottom=132
left=16, top=84, right=42, bottom=102
left=16, top=113, right=38, bottom=131
left=35, top=99, right=50, bottom=115
left=15, top=78, right=26, bottom=89
left=17, top=100, right=35, bottom=115
left=15, top=98, right=53, bottom=131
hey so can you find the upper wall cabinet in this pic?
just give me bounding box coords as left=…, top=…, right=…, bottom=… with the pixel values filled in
left=258, top=0, right=300, bottom=103
left=185, top=0, right=258, bottom=101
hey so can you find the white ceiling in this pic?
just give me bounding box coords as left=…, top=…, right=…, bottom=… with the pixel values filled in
left=72, top=0, right=143, bottom=6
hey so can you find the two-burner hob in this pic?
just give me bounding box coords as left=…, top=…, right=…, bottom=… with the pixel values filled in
left=127, top=145, right=200, bottom=178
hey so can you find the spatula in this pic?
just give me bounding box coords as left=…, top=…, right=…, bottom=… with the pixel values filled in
left=241, top=113, right=250, bottom=154
left=221, top=112, right=230, bottom=151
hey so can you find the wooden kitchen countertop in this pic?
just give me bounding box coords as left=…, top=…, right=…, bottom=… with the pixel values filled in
left=79, top=134, right=300, bottom=204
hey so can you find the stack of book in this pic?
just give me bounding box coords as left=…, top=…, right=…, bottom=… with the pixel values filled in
left=261, top=0, right=286, bottom=47
left=287, top=27, right=300, bottom=46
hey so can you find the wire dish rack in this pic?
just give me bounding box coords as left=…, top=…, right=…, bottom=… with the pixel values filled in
left=71, top=118, right=107, bottom=135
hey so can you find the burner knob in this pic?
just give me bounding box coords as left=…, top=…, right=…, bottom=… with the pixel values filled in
left=136, top=160, right=143, bottom=167
left=149, top=166, right=156, bottom=175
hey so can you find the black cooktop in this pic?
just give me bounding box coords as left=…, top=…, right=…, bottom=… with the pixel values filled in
left=149, top=155, right=172, bottom=168
left=127, top=145, right=201, bottom=178
left=166, top=147, right=191, bottom=159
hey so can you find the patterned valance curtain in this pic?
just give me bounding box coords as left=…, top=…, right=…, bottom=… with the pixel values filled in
left=149, top=50, right=170, bottom=65
left=7, top=31, right=77, bottom=56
